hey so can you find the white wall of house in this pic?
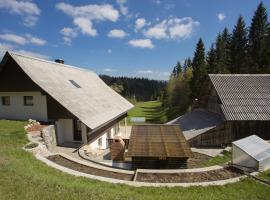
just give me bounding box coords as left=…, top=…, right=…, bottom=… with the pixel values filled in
left=56, top=119, right=88, bottom=145
left=89, top=124, right=120, bottom=150
left=56, top=119, right=74, bottom=144
left=0, top=92, right=48, bottom=122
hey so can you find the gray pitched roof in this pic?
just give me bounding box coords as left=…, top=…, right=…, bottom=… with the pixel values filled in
left=168, top=109, right=223, bottom=140
left=233, top=135, right=270, bottom=162
left=209, top=74, right=270, bottom=121
left=2, top=52, right=134, bottom=130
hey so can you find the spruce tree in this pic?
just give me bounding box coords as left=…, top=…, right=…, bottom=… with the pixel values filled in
left=248, top=2, right=270, bottom=73
left=230, top=15, right=248, bottom=73
left=206, top=44, right=217, bottom=73
left=175, top=61, right=182, bottom=77
left=215, top=28, right=231, bottom=73
left=190, top=38, right=207, bottom=99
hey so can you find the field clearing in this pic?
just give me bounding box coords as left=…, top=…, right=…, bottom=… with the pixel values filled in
left=128, top=101, right=168, bottom=124
left=0, top=120, right=270, bottom=200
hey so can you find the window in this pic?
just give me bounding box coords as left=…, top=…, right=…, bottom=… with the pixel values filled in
left=24, top=96, right=33, bottom=106
left=2, top=96, right=10, bottom=106
left=98, top=138, right=102, bottom=147
left=69, top=80, right=81, bottom=88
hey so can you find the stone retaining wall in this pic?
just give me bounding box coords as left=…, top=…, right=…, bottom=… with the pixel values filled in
left=42, top=125, right=57, bottom=152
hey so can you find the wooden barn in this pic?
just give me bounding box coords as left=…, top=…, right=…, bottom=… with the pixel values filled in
left=125, top=125, right=193, bottom=169
left=178, top=74, right=270, bottom=147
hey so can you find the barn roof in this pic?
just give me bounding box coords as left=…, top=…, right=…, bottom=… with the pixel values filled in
left=233, top=135, right=270, bottom=162
left=209, top=74, right=270, bottom=121
left=0, top=52, right=134, bottom=130
left=126, top=125, right=193, bottom=158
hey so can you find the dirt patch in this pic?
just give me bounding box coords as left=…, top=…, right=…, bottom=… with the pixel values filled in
left=187, top=152, right=212, bottom=168
left=47, top=155, right=133, bottom=181
left=136, top=167, right=242, bottom=183
left=26, top=125, right=48, bottom=133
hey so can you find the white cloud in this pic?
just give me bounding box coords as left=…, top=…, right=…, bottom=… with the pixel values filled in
left=107, top=49, right=112, bottom=53
left=168, top=18, right=200, bottom=39
left=103, top=68, right=116, bottom=72
left=135, top=18, right=146, bottom=31
left=154, top=0, right=161, bottom=5
left=0, top=0, right=40, bottom=27
left=144, top=20, right=167, bottom=39
left=62, top=37, right=72, bottom=45
left=60, top=27, right=78, bottom=45
left=107, top=29, right=127, bottom=38
left=0, top=33, right=46, bottom=46
left=144, top=17, right=199, bottom=40
left=56, top=2, right=119, bottom=37
left=60, top=27, right=78, bottom=38
left=56, top=3, right=119, bottom=22
left=116, top=0, right=129, bottom=16
left=0, top=33, right=26, bottom=45
left=15, top=50, right=49, bottom=60
left=0, top=42, right=49, bottom=60
left=128, top=39, right=154, bottom=49
left=217, top=13, right=226, bottom=22
left=136, top=70, right=170, bottom=80
left=73, top=17, right=97, bottom=36
left=0, top=43, right=14, bottom=57
left=26, top=35, right=46, bottom=46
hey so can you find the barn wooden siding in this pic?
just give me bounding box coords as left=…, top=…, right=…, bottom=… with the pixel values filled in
left=188, top=121, right=270, bottom=147
left=190, top=75, right=270, bottom=147
left=131, top=157, right=188, bottom=169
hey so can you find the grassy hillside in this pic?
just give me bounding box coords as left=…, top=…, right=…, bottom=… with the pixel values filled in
left=0, top=120, right=270, bottom=200
left=128, top=101, right=168, bottom=124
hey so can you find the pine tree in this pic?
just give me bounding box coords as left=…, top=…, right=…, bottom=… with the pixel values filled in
left=190, top=38, right=207, bottom=99
left=230, top=15, right=248, bottom=73
left=206, top=44, right=217, bottom=73
left=248, top=2, right=270, bottom=73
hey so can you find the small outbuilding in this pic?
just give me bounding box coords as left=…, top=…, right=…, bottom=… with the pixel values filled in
left=232, top=135, right=270, bottom=171
left=126, top=125, right=193, bottom=169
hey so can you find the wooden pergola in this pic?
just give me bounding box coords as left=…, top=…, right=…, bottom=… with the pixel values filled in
left=126, top=124, right=193, bottom=169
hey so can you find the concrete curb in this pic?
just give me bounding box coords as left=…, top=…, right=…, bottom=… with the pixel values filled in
left=35, top=153, right=246, bottom=187
left=56, top=153, right=134, bottom=175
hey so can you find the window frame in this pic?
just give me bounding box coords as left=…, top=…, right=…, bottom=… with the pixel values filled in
left=2, top=96, right=10, bottom=106
left=24, top=96, right=34, bottom=106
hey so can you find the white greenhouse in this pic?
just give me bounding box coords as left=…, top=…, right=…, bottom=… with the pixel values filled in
left=232, top=135, right=270, bottom=171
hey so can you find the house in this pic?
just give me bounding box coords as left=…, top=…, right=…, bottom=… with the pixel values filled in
left=171, top=74, right=270, bottom=147
left=0, top=51, right=134, bottom=149
left=125, top=124, right=193, bottom=169
left=232, top=135, right=270, bottom=171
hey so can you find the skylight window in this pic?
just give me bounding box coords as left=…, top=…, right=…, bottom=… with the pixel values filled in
left=69, top=80, right=81, bottom=88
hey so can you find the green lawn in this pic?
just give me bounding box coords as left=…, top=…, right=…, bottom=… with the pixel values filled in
left=1, top=120, right=270, bottom=200
left=128, top=101, right=168, bottom=124
left=202, top=151, right=232, bottom=167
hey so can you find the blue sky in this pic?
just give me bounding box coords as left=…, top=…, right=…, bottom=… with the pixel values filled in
left=0, top=0, right=269, bottom=80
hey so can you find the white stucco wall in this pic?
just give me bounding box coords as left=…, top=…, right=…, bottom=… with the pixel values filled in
left=89, top=125, right=120, bottom=150
left=0, top=92, right=48, bottom=122
left=56, top=119, right=74, bottom=144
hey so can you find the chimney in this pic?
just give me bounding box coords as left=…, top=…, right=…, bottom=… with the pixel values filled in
left=55, top=59, right=64, bottom=64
